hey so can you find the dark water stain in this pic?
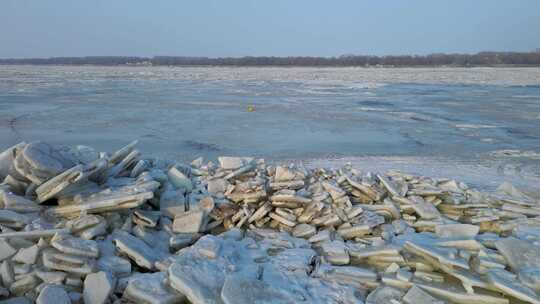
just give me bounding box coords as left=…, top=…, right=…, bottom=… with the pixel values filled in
left=356, top=100, right=394, bottom=107
left=409, top=116, right=430, bottom=123
left=401, top=132, right=426, bottom=147
left=505, top=127, right=540, bottom=140
left=183, top=140, right=221, bottom=151
left=142, top=133, right=163, bottom=139
left=8, top=113, right=31, bottom=139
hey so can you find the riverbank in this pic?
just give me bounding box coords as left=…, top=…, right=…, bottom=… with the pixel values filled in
left=0, top=141, right=540, bottom=303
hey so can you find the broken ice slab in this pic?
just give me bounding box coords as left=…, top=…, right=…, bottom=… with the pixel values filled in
left=50, top=234, right=100, bottom=258
left=501, top=203, right=540, bottom=216
left=167, top=166, right=193, bottom=191
left=0, top=228, right=69, bottom=240
left=0, top=142, right=26, bottom=181
left=405, top=196, right=441, bottom=220
left=107, top=149, right=140, bottom=178
left=172, top=210, right=207, bottom=233
left=0, top=210, right=31, bottom=229
left=36, top=285, right=71, bottom=304
left=348, top=245, right=401, bottom=260
left=14, top=142, right=74, bottom=185
left=123, top=272, right=184, bottom=304
left=97, top=255, right=132, bottom=277
left=494, top=181, right=539, bottom=206
left=365, top=285, right=404, bottom=304
left=269, top=180, right=305, bottom=191
left=268, top=212, right=296, bottom=227
left=270, top=192, right=311, bottom=204
left=292, top=223, right=317, bottom=239
left=321, top=181, right=348, bottom=200
left=48, top=191, right=154, bottom=217
left=170, top=233, right=201, bottom=251
left=113, top=231, right=161, bottom=270
left=338, top=225, right=370, bottom=239
left=495, top=237, right=540, bottom=272
left=191, top=196, right=215, bottom=214
left=435, top=224, right=479, bottom=239
left=83, top=271, right=115, bottom=304
left=2, top=174, right=29, bottom=196
left=248, top=202, right=272, bottom=223
left=313, top=263, right=378, bottom=287
left=108, top=140, right=138, bottom=165
left=403, top=285, right=445, bottom=304
left=133, top=210, right=161, bottom=228
left=415, top=281, right=509, bottom=304
left=34, top=165, right=85, bottom=203
left=220, top=272, right=299, bottom=304
left=168, top=228, right=364, bottom=304
left=518, top=268, right=540, bottom=293
left=344, top=176, right=382, bottom=201
left=132, top=225, right=171, bottom=255
left=9, top=274, right=40, bottom=296
left=66, top=215, right=107, bottom=240
left=207, top=178, right=228, bottom=195
left=377, top=174, right=403, bottom=198
left=168, top=251, right=226, bottom=304
left=130, top=159, right=149, bottom=178
left=273, top=165, right=305, bottom=182
left=159, top=189, right=186, bottom=218
left=403, top=240, right=469, bottom=270
left=11, top=245, right=39, bottom=265
left=42, top=248, right=96, bottom=275
left=218, top=156, right=254, bottom=170
left=35, top=270, right=67, bottom=285
left=0, top=239, right=17, bottom=262
left=486, top=269, right=540, bottom=304
left=360, top=200, right=400, bottom=220
left=320, top=240, right=350, bottom=265
left=1, top=192, right=41, bottom=213
left=226, top=190, right=266, bottom=204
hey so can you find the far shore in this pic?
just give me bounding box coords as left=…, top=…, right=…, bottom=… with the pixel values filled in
left=2, top=63, right=540, bottom=68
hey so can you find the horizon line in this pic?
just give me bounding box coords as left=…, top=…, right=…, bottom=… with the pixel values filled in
left=2, top=50, right=540, bottom=60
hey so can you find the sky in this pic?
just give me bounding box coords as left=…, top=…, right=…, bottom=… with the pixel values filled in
left=1, top=0, right=539, bottom=58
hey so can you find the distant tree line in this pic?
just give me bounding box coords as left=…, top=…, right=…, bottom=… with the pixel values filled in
left=1, top=52, right=540, bottom=67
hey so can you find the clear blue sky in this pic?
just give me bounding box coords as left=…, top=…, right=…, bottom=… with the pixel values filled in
left=1, top=0, right=539, bottom=58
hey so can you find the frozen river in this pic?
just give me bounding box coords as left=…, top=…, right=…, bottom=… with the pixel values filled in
left=0, top=65, right=539, bottom=191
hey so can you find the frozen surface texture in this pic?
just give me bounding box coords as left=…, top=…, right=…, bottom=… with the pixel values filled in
left=0, top=66, right=539, bottom=190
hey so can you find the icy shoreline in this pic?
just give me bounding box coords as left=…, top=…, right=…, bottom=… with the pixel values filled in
left=1, top=141, right=540, bottom=303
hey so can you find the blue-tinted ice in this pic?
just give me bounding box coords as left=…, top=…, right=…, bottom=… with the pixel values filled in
left=0, top=66, right=539, bottom=190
